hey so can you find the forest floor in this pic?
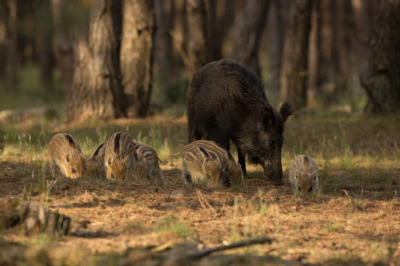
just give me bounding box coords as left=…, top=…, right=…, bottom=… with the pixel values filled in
left=0, top=113, right=399, bottom=265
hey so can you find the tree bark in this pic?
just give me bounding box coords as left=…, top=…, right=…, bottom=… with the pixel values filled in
left=232, top=0, right=270, bottom=77
left=205, top=0, right=236, bottom=62
left=154, top=0, right=173, bottom=85
left=307, top=0, right=320, bottom=107
left=266, top=0, right=289, bottom=91
left=185, top=0, right=207, bottom=77
left=279, top=0, right=312, bottom=111
left=3, top=0, right=19, bottom=91
left=36, top=0, right=55, bottom=91
left=331, top=0, right=349, bottom=95
left=351, top=0, right=372, bottom=81
left=361, top=0, right=400, bottom=114
left=51, top=0, right=74, bottom=95
left=120, top=0, right=154, bottom=118
left=68, top=0, right=126, bottom=121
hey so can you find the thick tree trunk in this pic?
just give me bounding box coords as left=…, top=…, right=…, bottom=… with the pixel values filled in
left=51, top=0, right=74, bottom=96
left=68, top=0, right=126, bottom=121
left=279, top=0, right=312, bottom=111
left=361, top=0, right=400, bottom=114
left=120, top=0, right=154, bottom=118
left=186, top=0, right=207, bottom=77
left=232, top=0, right=270, bottom=77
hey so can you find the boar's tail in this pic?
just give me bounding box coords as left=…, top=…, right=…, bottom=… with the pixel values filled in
left=158, top=157, right=162, bottom=163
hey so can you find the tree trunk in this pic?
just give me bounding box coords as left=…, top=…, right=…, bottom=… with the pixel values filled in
left=205, top=0, right=236, bottom=62
left=154, top=0, right=173, bottom=85
left=361, top=0, right=400, bottom=114
left=120, top=0, right=154, bottom=118
left=68, top=0, right=126, bottom=121
left=232, top=0, right=270, bottom=77
left=307, top=0, right=320, bottom=107
left=266, top=0, right=289, bottom=91
left=279, top=0, right=312, bottom=111
left=351, top=0, right=372, bottom=82
left=51, top=0, right=74, bottom=95
left=331, top=0, right=349, bottom=95
left=36, top=0, right=54, bottom=91
left=186, top=0, right=207, bottom=77
left=4, top=0, right=19, bottom=91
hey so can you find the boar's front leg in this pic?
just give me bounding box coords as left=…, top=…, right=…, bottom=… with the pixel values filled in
left=237, top=147, right=247, bottom=176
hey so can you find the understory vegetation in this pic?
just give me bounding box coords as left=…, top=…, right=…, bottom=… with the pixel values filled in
left=0, top=110, right=399, bottom=265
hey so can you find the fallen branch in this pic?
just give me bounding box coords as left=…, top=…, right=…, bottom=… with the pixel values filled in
left=186, top=237, right=276, bottom=258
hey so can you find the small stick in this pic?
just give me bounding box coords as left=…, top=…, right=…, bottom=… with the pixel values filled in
left=186, top=237, right=275, bottom=258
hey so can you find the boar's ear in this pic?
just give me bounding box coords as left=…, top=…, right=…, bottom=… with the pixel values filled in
left=262, top=106, right=274, bottom=128
left=280, top=102, right=293, bottom=122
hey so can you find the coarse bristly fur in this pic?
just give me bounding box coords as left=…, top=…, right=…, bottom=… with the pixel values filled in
left=48, top=133, right=86, bottom=178
left=289, top=155, right=319, bottom=197
left=87, top=142, right=107, bottom=177
left=174, top=145, right=228, bottom=186
left=133, top=141, right=164, bottom=182
left=172, top=140, right=243, bottom=186
left=104, top=132, right=137, bottom=180
left=186, top=59, right=293, bottom=186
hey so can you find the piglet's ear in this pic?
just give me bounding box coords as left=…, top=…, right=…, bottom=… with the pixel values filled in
left=280, top=102, right=293, bottom=122
left=312, top=171, right=318, bottom=181
left=65, top=154, right=71, bottom=164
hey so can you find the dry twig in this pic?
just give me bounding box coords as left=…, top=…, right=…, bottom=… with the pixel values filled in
left=186, top=237, right=275, bottom=258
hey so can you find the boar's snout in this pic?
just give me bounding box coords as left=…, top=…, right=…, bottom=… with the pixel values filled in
left=263, top=160, right=283, bottom=186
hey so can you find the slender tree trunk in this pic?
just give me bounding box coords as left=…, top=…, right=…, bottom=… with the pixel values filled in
left=5, top=0, right=18, bottom=91
left=186, top=0, right=207, bottom=77
left=36, top=0, right=54, bottom=91
left=68, top=0, right=126, bottom=121
left=204, top=0, right=235, bottom=62
left=351, top=0, right=372, bottom=79
left=121, top=0, right=154, bottom=118
left=51, top=0, right=74, bottom=96
left=232, top=0, right=270, bottom=77
left=307, top=0, right=320, bottom=107
left=331, top=0, right=349, bottom=95
left=266, top=0, right=288, bottom=91
left=279, top=0, right=312, bottom=111
left=154, top=0, right=173, bottom=84
left=361, top=0, right=400, bottom=114
left=0, top=2, right=9, bottom=80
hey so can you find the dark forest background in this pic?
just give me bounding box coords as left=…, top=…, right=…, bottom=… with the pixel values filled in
left=0, top=0, right=399, bottom=122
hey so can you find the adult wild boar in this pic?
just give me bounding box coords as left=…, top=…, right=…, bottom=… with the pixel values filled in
left=186, top=59, right=293, bottom=185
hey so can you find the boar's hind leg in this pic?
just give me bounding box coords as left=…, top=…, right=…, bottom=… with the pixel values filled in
left=188, top=126, right=203, bottom=143
left=237, top=147, right=247, bottom=176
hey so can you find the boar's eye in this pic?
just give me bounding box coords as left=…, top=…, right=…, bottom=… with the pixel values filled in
left=71, top=168, right=76, bottom=174
left=308, top=187, right=313, bottom=193
left=111, top=173, right=115, bottom=179
left=297, top=186, right=301, bottom=191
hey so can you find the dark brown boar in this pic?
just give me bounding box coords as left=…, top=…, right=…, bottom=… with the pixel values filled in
left=186, top=59, right=293, bottom=185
